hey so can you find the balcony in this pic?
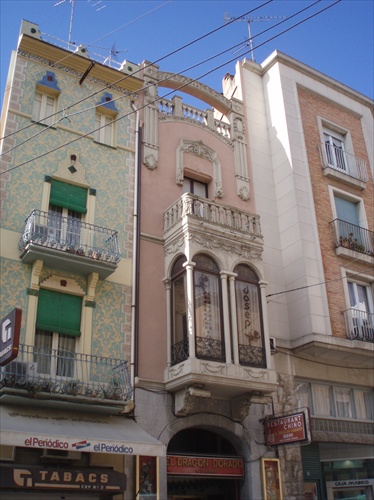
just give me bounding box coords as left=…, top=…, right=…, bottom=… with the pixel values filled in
left=319, top=143, right=368, bottom=188
left=0, top=344, right=132, bottom=412
left=344, top=308, right=374, bottom=343
left=164, top=193, right=262, bottom=240
left=19, top=210, right=121, bottom=279
left=331, top=219, right=374, bottom=263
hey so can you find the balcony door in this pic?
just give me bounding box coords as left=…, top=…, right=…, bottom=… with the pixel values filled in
left=324, top=131, right=347, bottom=172
left=48, top=179, right=87, bottom=249
left=348, top=281, right=373, bottom=340
left=34, top=289, right=82, bottom=378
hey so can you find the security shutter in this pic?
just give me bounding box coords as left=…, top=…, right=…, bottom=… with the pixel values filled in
left=36, top=289, right=82, bottom=337
left=50, top=179, right=87, bottom=214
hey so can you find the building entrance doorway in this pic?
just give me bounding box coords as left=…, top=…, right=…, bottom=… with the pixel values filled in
left=167, top=428, right=242, bottom=500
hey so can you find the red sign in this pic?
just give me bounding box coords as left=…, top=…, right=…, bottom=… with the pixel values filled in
left=0, top=309, right=22, bottom=367
left=167, top=455, right=244, bottom=477
left=264, top=410, right=310, bottom=446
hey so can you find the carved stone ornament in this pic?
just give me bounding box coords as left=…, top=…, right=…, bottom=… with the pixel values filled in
left=144, top=154, right=158, bottom=170
left=231, top=395, right=253, bottom=422
left=233, top=117, right=244, bottom=140
left=174, top=391, right=197, bottom=416
left=238, top=185, right=250, bottom=201
left=145, top=83, right=158, bottom=103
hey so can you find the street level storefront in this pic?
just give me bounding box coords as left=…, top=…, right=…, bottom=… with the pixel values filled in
left=0, top=405, right=165, bottom=498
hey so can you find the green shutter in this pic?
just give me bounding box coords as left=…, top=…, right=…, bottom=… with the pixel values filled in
left=50, top=179, right=87, bottom=214
left=36, top=289, right=82, bottom=337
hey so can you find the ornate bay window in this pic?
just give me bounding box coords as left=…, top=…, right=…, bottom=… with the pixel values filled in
left=235, top=264, right=266, bottom=367
left=194, top=255, right=225, bottom=362
left=170, top=255, right=266, bottom=368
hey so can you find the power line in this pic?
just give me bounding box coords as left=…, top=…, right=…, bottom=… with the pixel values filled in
left=1, top=0, right=341, bottom=174
left=1, top=0, right=321, bottom=158
left=0, top=0, right=273, bottom=144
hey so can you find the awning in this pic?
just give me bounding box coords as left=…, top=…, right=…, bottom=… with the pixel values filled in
left=0, top=406, right=165, bottom=457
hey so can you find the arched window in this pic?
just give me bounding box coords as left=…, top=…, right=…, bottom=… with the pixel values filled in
left=194, top=254, right=224, bottom=362
left=234, top=264, right=265, bottom=367
left=171, top=256, right=188, bottom=365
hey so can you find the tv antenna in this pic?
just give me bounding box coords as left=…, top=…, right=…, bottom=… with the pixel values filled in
left=224, top=13, right=286, bottom=62
left=102, top=43, right=128, bottom=67
left=54, top=0, right=106, bottom=50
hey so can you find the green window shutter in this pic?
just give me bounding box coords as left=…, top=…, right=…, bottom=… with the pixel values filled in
left=36, top=289, right=82, bottom=337
left=50, top=179, right=87, bottom=214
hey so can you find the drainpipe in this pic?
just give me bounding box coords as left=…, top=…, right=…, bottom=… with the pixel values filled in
left=130, top=101, right=141, bottom=404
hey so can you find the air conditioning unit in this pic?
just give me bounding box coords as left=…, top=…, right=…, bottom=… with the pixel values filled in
left=41, top=449, right=81, bottom=461
left=269, top=337, right=277, bottom=355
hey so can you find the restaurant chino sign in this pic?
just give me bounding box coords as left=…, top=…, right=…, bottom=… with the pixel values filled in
left=264, top=410, right=311, bottom=446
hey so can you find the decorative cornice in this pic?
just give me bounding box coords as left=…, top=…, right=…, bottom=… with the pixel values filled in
left=19, top=50, right=139, bottom=98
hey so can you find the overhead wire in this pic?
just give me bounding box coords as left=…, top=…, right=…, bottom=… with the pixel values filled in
left=0, top=0, right=273, bottom=143
left=1, top=0, right=323, bottom=158
left=1, top=0, right=342, bottom=174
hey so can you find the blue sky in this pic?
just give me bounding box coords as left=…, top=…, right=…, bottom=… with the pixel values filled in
left=1, top=0, right=373, bottom=105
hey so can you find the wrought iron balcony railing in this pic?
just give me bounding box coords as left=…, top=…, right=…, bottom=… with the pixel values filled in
left=331, top=219, right=374, bottom=257
left=164, top=193, right=262, bottom=238
left=319, top=143, right=368, bottom=182
left=0, top=344, right=132, bottom=404
left=344, top=308, right=374, bottom=342
left=19, top=209, right=121, bottom=264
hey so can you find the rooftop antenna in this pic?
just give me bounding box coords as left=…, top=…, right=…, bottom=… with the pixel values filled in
left=224, top=13, right=286, bottom=62
left=102, top=43, right=128, bottom=67
left=54, top=0, right=107, bottom=50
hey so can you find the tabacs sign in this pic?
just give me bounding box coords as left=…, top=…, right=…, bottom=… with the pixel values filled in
left=0, top=308, right=22, bottom=367
left=0, top=465, right=127, bottom=493
left=264, top=408, right=311, bottom=446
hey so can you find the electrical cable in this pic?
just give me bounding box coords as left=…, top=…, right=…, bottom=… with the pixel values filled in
left=0, top=0, right=273, bottom=142
left=1, top=0, right=322, bottom=157
left=1, top=0, right=341, bottom=174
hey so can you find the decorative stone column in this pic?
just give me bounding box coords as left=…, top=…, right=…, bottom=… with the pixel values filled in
left=229, top=97, right=251, bottom=201
left=142, top=62, right=159, bottom=171
left=184, top=261, right=196, bottom=359
left=163, top=278, right=172, bottom=368
left=228, top=273, right=239, bottom=364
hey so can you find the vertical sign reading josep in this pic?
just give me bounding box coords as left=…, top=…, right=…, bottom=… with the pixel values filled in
left=0, top=309, right=22, bottom=366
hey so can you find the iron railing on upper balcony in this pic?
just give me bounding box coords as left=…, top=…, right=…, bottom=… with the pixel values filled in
left=19, top=209, right=121, bottom=263
left=0, top=343, right=132, bottom=402
left=318, top=143, right=368, bottom=182
left=164, top=193, right=262, bottom=238
left=343, top=308, right=374, bottom=342
left=331, top=219, right=374, bottom=257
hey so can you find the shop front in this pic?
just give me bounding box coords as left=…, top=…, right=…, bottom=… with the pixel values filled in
left=0, top=405, right=166, bottom=499
left=165, top=428, right=244, bottom=500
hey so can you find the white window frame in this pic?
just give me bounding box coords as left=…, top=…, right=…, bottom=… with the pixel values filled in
left=32, top=91, right=57, bottom=127
left=94, top=112, right=116, bottom=147
left=296, top=381, right=374, bottom=421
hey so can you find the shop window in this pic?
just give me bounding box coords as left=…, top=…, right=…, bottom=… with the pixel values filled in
left=34, top=289, right=82, bottom=377
left=194, top=254, right=224, bottom=361
left=234, top=264, right=265, bottom=367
